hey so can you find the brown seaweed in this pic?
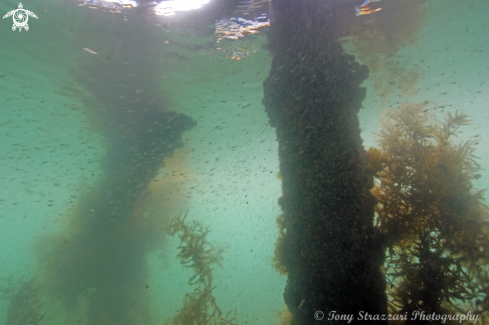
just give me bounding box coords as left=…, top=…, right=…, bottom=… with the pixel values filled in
left=342, top=0, right=427, bottom=100
left=272, top=213, right=287, bottom=275
left=368, top=103, right=489, bottom=323
left=1, top=276, right=44, bottom=325
left=165, top=209, right=238, bottom=325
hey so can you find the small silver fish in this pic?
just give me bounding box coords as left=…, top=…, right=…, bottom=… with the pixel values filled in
left=83, top=47, right=98, bottom=55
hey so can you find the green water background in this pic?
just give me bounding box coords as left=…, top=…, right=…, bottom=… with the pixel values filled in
left=0, top=0, right=488, bottom=324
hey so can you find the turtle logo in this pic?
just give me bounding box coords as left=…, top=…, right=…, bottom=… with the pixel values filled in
left=3, top=3, right=38, bottom=32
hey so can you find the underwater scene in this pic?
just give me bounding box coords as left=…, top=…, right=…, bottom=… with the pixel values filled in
left=0, top=0, right=488, bottom=324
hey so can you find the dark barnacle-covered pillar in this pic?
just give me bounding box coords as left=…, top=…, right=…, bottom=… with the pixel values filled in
left=263, top=0, right=387, bottom=323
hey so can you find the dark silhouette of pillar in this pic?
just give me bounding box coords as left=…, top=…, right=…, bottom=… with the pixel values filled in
left=44, top=10, right=196, bottom=325
left=263, top=0, right=387, bottom=323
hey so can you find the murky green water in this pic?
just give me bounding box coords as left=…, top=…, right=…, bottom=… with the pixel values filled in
left=0, top=0, right=488, bottom=324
